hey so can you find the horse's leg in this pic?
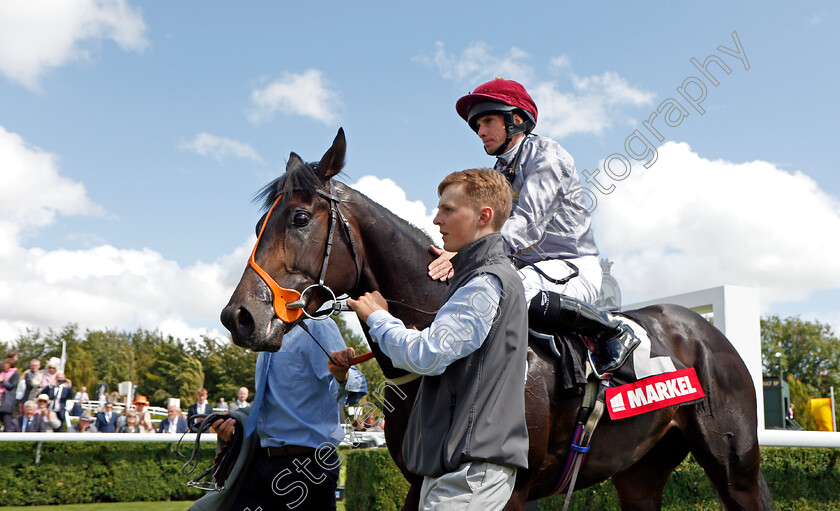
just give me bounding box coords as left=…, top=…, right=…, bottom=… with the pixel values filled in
left=682, top=411, right=762, bottom=510
left=611, top=426, right=689, bottom=511
left=679, top=377, right=763, bottom=509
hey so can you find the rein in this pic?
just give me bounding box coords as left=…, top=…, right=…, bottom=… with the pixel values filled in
left=178, top=412, right=243, bottom=492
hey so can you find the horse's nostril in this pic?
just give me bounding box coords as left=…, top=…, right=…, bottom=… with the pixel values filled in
left=234, top=307, right=255, bottom=338
left=220, top=305, right=255, bottom=339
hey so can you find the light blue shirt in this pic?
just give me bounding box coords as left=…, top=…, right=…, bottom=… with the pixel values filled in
left=366, top=274, right=502, bottom=376
left=247, top=319, right=367, bottom=448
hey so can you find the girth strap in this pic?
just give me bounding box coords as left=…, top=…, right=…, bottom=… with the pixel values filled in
left=551, top=371, right=608, bottom=508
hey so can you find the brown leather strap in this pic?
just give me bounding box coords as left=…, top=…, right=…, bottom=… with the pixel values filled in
left=265, top=445, right=315, bottom=457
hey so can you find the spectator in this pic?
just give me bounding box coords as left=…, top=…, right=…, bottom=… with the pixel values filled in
left=95, top=401, right=119, bottom=433
left=352, top=417, right=365, bottom=432
left=118, top=410, right=143, bottom=433
left=38, top=357, right=61, bottom=393
left=35, top=394, right=62, bottom=432
left=47, top=373, right=75, bottom=430
left=68, top=399, right=83, bottom=418
left=133, top=395, right=154, bottom=433
left=187, top=388, right=211, bottom=428
left=22, top=359, right=42, bottom=403
left=227, top=387, right=249, bottom=412
left=107, top=391, right=121, bottom=403
left=8, top=400, right=46, bottom=432
left=364, top=412, right=377, bottom=430
left=69, top=411, right=98, bottom=433
left=1, top=355, right=20, bottom=431
left=216, top=397, right=228, bottom=411
left=76, top=386, right=90, bottom=404
left=158, top=405, right=188, bottom=434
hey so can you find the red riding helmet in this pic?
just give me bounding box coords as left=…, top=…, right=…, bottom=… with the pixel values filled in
left=456, top=78, right=538, bottom=133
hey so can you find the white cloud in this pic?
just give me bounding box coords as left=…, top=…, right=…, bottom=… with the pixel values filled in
left=181, top=133, right=263, bottom=163
left=415, top=41, right=534, bottom=84
left=249, top=69, right=341, bottom=124
left=0, top=124, right=244, bottom=344
left=417, top=42, right=654, bottom=139
left=0, top=0, right=148, bottom=90
left=0, top=242, right=244, bottom=342
left=0, top=125, right=103, bottom=250
left=351, top=175, right=442, bottom=246
left=595, top=142, right=840, bottom=307
left=532, top=72, right=655, bottom=138
left=548, top=55, right=571, bottom=74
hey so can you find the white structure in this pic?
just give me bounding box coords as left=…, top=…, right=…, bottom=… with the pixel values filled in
left=624, top=285, right=840, bottom=447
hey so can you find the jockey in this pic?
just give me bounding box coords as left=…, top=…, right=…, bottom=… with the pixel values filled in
left=428, top=77, right=640, bottom=376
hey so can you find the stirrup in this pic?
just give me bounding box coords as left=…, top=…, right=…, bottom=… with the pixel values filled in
left=588, top=327, right=641, bottom=379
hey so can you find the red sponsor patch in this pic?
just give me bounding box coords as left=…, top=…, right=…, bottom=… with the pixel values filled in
left=606, top=368, right=705, bottom=420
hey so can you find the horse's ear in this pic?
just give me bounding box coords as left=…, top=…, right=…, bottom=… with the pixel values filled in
left=316, top=128, right=346, bottom=181
left=286, top=152, right=305, bottom=171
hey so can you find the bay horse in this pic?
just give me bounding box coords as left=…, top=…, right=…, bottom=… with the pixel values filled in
left=220, top=129, right=773, bottom=510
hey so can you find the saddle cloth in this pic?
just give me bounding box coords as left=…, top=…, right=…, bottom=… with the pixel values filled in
left=530, top=313, right=705, bottom=419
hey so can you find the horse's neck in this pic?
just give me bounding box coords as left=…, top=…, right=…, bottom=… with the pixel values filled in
left=349, top=193, right=445, bottom=328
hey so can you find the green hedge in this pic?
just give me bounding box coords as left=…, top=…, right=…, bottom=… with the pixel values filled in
left=2, top=443, right=837, bottom=509
left=344, top=448, right=411, bottom=511
left=341, top=447, right=840, bottom=511
left=0, top=442, right=215, bottom=506
left=540, top=448, right=840, bottom=510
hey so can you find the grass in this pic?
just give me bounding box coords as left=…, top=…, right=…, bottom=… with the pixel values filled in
left=0, top=503, right=194, bottom=511
left=0, top=501, right=348, bottom=510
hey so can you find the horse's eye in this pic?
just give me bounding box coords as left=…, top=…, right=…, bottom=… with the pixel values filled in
left=292, top=211, right=310, bottom=227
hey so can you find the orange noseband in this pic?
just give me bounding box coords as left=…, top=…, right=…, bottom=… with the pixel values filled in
left=247, top=194, right=303, bottom=323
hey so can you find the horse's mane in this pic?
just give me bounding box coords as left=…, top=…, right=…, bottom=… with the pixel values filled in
left=357, top=190, right=435, bottom=247
left=254, top=159, right=435, bottom=247
left=254, top=158, right=322, bottom=211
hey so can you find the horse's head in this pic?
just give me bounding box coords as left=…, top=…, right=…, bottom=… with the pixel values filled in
left=221, top=128, right=360, bottom=351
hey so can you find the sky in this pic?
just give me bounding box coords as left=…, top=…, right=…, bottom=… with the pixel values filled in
left=1, top=1, right=839, bottom=344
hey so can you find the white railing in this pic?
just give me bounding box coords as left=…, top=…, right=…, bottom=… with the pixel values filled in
left=0, top=432, right=217, bottom=442
left=60, top=400, right=227, bottom=431
left=758, top=429, right=840, bottom=448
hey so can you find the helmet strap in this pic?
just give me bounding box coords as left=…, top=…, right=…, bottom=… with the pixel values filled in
left=490, top=111, right=526, bottom=156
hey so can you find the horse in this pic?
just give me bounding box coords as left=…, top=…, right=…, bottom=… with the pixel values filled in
left=220, top=128, right=773, bottom=510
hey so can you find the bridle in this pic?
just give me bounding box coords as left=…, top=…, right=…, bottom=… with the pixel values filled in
left=248, top=178, right=361, bottom=324
left=249, top=169, right=439, bottom=332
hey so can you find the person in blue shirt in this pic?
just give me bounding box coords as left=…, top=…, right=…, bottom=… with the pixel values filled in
left=196, top=318, right=366, bottom=511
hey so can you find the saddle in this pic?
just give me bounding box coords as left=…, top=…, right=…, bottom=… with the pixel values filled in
left=528, top=312, right=686, bottom=391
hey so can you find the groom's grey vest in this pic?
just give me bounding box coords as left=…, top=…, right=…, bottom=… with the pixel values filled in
left=403, top=232, right=529, bottom=477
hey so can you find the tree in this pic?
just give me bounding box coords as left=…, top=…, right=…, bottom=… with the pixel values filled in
left=189, top=336, right=256, bottom=404
left=762, top=315, right=840, bottom=431
left=761, top=315, right=840, bottom=391
left=145, top=341, right=204, bottom=407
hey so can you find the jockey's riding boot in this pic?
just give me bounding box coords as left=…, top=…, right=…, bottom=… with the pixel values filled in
left=528, top=291, right=641, bottom=375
